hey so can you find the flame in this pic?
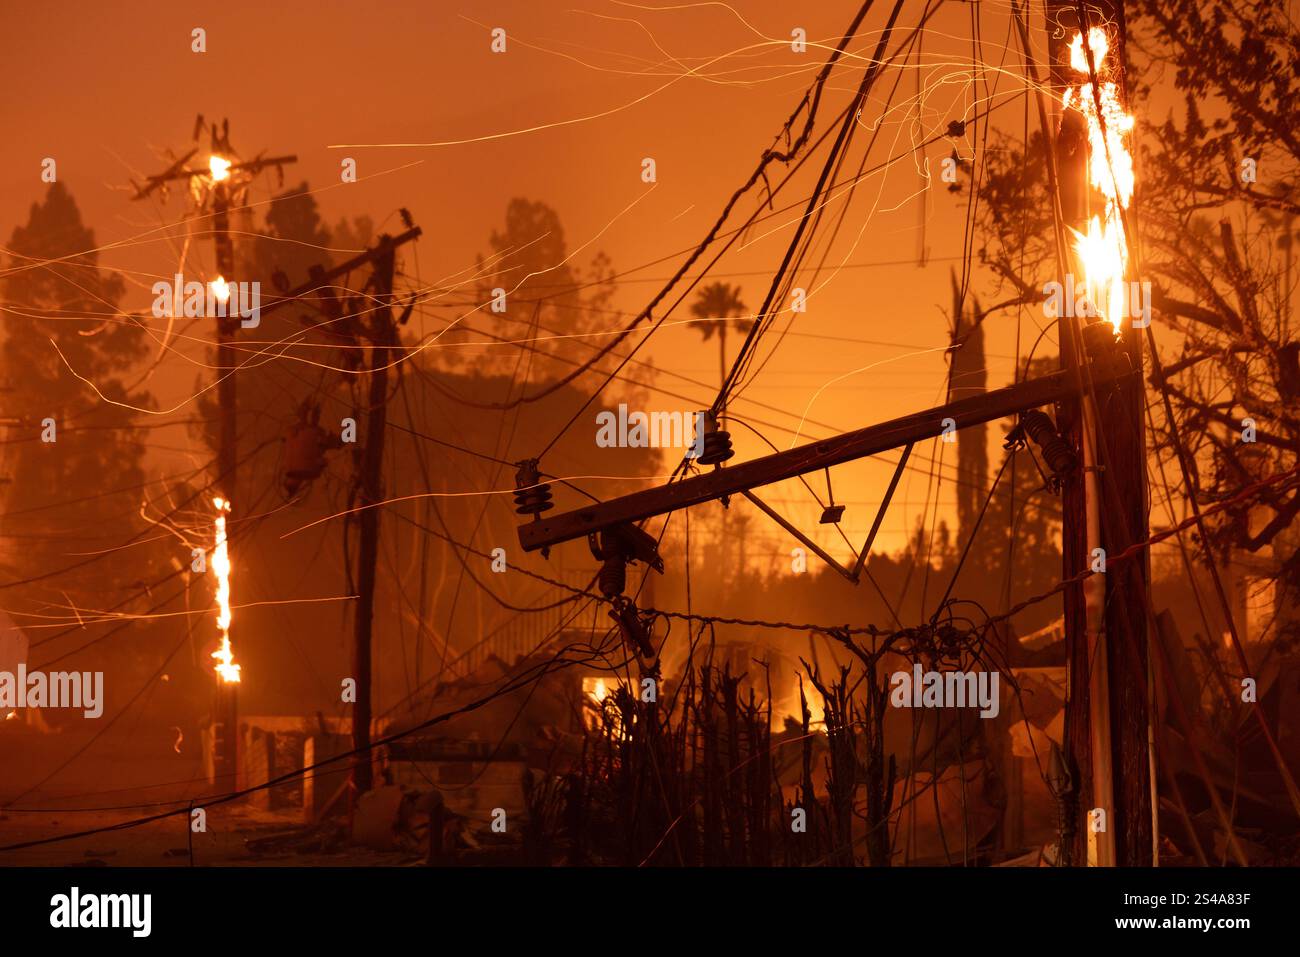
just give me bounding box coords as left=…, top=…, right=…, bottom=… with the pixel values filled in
left=789, top=679, right=825, bottom=727
left=208, top=155, right=232, bottom=183
left=581, top=677, right=614, bottom=731
left=1074, top=215, right=1128, bottom=327
left=1063, top=28, right=1135, bottom=333
left=1068, top=27, right=1110, bottom=73
left=211, top=497, right=240, bottom=683
left=209, top=276, right=230, bottom=304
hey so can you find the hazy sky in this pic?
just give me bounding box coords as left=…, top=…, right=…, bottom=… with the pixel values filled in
left=0, top=0, right=1055, bottom=556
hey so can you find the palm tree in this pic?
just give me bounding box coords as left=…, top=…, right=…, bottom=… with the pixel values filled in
left=689, top=282, right=750, bottom=422
left=690, top=283, right=749, bottom=576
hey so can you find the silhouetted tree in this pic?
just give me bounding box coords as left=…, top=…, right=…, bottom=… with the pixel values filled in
left=689, top=282, right=750, bottom=417
left=1, top=183, right=152, bottom=605
left=473, top=198, right=617, bottom=381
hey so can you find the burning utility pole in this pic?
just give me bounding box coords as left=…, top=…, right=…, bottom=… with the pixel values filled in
left=1047, top=0, right=1154, bottom=866
left=208, top=122, right=239, bottom=531
left=211, top=496, right=240, bottom=792
left=206, top=125, right=242, bottom=791
left=133, top=121, right=297, bottom=790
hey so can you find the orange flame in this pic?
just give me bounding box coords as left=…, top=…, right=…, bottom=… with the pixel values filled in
left=208, top=155, right=232, bottom=183
left=211, top=497, right=240, bottom=683
left=208, top=276, right=230, bottom=305
left=582, top=677, right=616, bottom=732
left=1064, top=27, right=1135, bottom=332
left=789, top=678, right=825, bottom=727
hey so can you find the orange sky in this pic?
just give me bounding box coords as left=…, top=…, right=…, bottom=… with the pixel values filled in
left=0, top=0, right=1060, bottom=557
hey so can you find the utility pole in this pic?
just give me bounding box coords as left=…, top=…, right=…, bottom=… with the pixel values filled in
left=1101, top=0, right=1156, bottom=868
left=351, top=235, right=398, bottom=795
left=259, top=226, right=423, bottom=796
left=1047, top=0, right=1153, bottom=866
left=514, top=311, right=1140, bottom=869
left=209, top=121, right=239, bottom=522
left=517, top=367, right=1129, bottom=555
left=133, top=119, right=297, bottom=792
left=134, top=120, right=297, bottom=514
left=133, top=120, right=296, bottom=508
left=1047, top=1, right=1110, bottom=867
left=516, top=361, right=1133, bottom=686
